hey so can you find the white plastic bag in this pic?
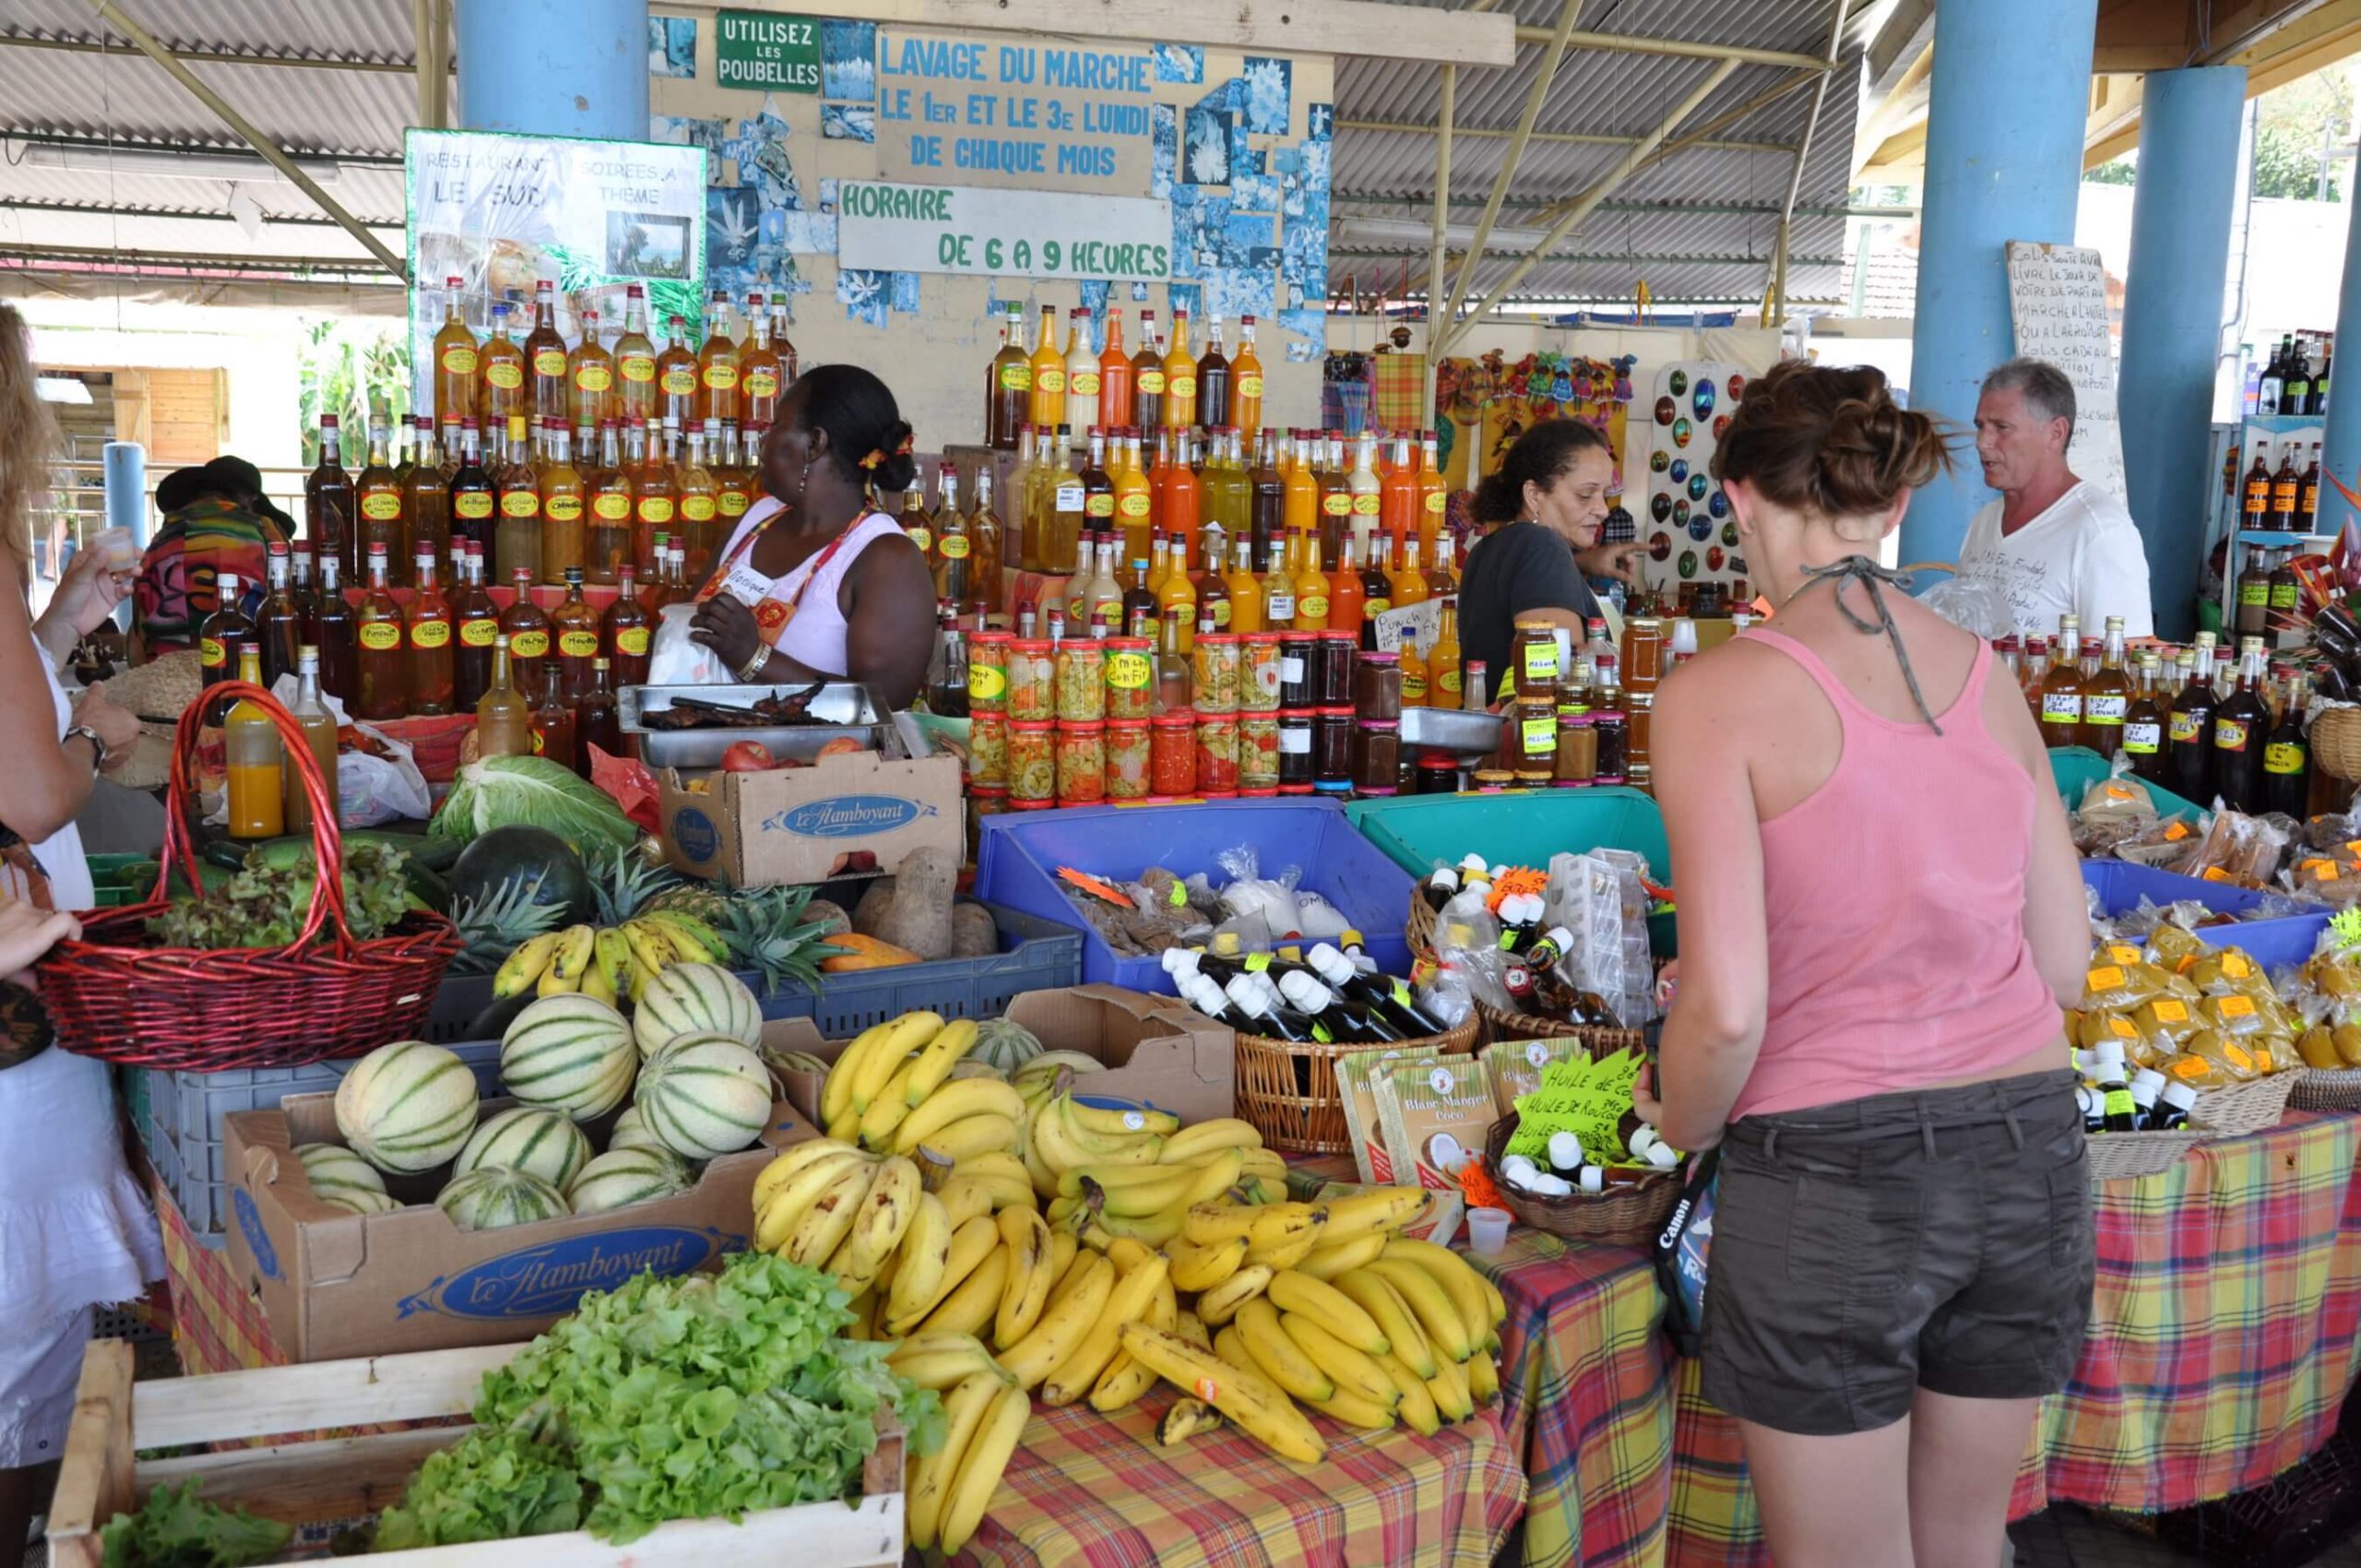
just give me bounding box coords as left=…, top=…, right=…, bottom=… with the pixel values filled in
left=649, top=602, right=731, bottom=684
left=199, top=679, right=432, bottom=828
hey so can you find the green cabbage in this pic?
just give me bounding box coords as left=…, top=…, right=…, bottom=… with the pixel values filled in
left=430, top=755, right=638, bottom=858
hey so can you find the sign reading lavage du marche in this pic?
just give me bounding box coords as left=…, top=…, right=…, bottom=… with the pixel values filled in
left=837, top=180, right=1170, bottom=282
left=717, top=10, right=821, bottom=91
left=875, top=30, right=1154, bottom=195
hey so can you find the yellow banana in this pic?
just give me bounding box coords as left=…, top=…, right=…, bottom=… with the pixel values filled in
left=1466, top=1348, right=1500, bottom=1405
left=892, top=1212, right=1000, bottom=1334
left=1245, top=1222, right=1328, bottom=1272
left=535, top=957, right=581, bottom=996
left=904, top=1112, right=1021, bottom=1164
left=1156, top=1118, right=1264, bottom=1165
left=1365, top=1259, right=1475, bottom=1363
left=754, top=1148, right=870, bottom=1253
left=492, top=932, right=561, bottom=999
left=851, top=1011, right=942, bottom=1113
left=782, top=1159, right=876, bottom=1267
left=619, top=920, right=675, bottom=981
left=1382, top=1351, right=1442, bottom=1435
left=1238, top=1147, right=1288, bottom=1183
left=1044, top=1227, right=1082, bottom=1294
left=918, top=1243, right=1010, bottom=1337
left=639, top=910, right=726, bottom=963
left=1154, top=1396, right=1225, bottom=1445
left=1000, top=1253, right=1115, bottom=1389
left=1305, top=1385, right=1397, bottom=1431
left=992, top=1207, right=1053, bottom=1349
left=1169, top=1234, right=1249, bottom=1293
left=1281, top=1312, right=1395, bottom=1407
left=1335, top=1271, right=1435, bottom=1378
left=1117, top=1322, right=1327, bottom=1464
left=1320, top=1185, right=1432, bottom=1246
left=753, top=1137, right=866, bottom=1211
left=1195, top=1263, right=1275, bottom=1326
left=1267, top=1270, right=1390, bottom=1356
left=907, top=1370, right=1002, bottom=1550
left=822, top=1021, right=895, bottom=1125
left=1090, top=1206, right=1188, bottom=1246
left=1233, top=1297, right=1335, bottom=1403
left=1381, top=1239, right=1490, bottom=1348
left=1296, top=1229, right=1390, bottom=1281
left=1064, top=1098, right=1180, bottom=1137
left=1425, top=1345, right=1474, bottom=1421
left=825, top=1103, right=862, bottom=1146
left=937, top=1382, right=1031, bottom=1556
left=885, top=1332, right=1012, bottom=1392
left=1183, top=1200, right=1275, bottom=1246
left=1477, top=1269, right=1508, bottom=1328
left=842, top=1288, right=872, bottom=1339
left=847, top=1156, right=922, bottom=1276
left=856, top=1058, right=923, bottom=1147
left=1087, top=1272, right=1178, bottom=1413
left=1040, top=1252, right=1169, bottom=1407
left=1249, top=1201, right=1326, bottom=1250
left=892, top=1076, right=1026, bottom=1153
left=1211, top=1324, right=1257, bottom=1377
left=1074, top=1164, right=1196, bottom=1220
left=1096, top=1235, right=1158, bottom=1273
left=936, top=1173, right=994, bottom=1231
left=1032, top=1096, right=1162, bottom=1172
left=825, top=1228, right=888, bottom=1295
left=883, top=1193, right=952, bottom=1327
left=1024, top=1105, right=1064, bottom=1194
left=902, top=1018, right=982, bottom=1105
left=576, top=956, right=617, bottom=1007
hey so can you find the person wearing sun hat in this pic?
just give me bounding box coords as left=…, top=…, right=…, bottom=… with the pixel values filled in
left=131, top=455, right=291, bottom=659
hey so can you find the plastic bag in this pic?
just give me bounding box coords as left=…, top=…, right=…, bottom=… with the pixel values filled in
left=199, top=680, right=431, bottom=828
left=1914, top=574, right=2017, bottom=640
left=588, top=743, right=661, bottom=836
left=648, top=602, right=730, bottom=685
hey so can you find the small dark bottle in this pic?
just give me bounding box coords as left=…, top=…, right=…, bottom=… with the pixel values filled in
left=531, top=661, right=577, bottom=773
left=575, top=657, right=622, bottom=778
left=197, top=571, right=256, bottom=689
left=311, top=554, right=357, bottom=702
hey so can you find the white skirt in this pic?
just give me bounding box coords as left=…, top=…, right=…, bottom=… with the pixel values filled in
left=0, top=1046, right=163, bottom=1325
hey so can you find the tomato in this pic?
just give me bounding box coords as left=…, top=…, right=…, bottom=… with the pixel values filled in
left=815, top=737, right=869, bottom=758
left=721, top=741, right=777, bottom=772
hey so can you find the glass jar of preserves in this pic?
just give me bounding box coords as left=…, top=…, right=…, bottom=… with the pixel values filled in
left=1416, top=754, right=1458, bottom=794
left=1312, top=706, right=1354, bottom=787
left=1510, top=698, right=1558, bottom=784
left=1009, top=719, right=1056, bottom=803
left=1354, top=719, right=1401, bottom=795
left=1054, top=641, right=1107, bottom=721
left=1151, top=710, right=1197, bottom=796
left=1104, top=636, right=1155, bottom=719
left=1473, top=768, right=1514, bottom=791
left=1278, top=712, right=1314, bottom=789
left=968, top=631, right=1011, bottom=711
left=1278, top=635, right=1316, bottom=708
left=1620, top=617, right=1664, bottom=695
left=1241, top=633, right=1285, bottom=712
left=969, top=709, right=1009, bottom=789
left=1595, top=700, right=1629, bottom=786
left=1554, top=709, right=1596, bottom=787
left=966, top=784, right=1008, bottom=846
left=1192, top=633, right=1241, bottom=715
left=1106, top=718, right=1151, bottom=800
left=1627, top=688, right=1654, bottom=767
left=1629, top=761, right=1654, bottom=796
left=1354, top=651, right=1403, bottom=720
left=1007, top=638, right=1056, bottom=720
left=1055, top=719, right=1106, bottom=804
left=1195, top=713, right=1240, bottom=793
left=1316, top=631, right=1357, bottom=705
left=1239, top=715, right=1281, bottom=789
left=1512, top=619, right=1560, bottom=701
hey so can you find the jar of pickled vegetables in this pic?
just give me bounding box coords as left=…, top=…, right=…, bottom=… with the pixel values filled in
left=1008, top=719, right=1056, bottom=803
left=968, top=631, right=1011, bottom=712
left=1195, top=713, right=1240, bottom=793
left=968, top=709, right=1009, bottom=789
left=1055, top=642, right=1107, bottom=721
left=1239, top=715, right=1281, bottom=790
left=1240, top=633, right=1285, bottom=713
left=966, top=785, right=1008, bottom=845
left=1007, top=639, right=1056, bottom=721
left=1192, top=634, right=1241, bottom=715
left=1055, top=719, right=1106, bottom=805
left=1104, top=636, right=1155, bottom=720
left=1106, top=718, right=1151, bottom=801
left=1151, top=710, right=1197, bottom=796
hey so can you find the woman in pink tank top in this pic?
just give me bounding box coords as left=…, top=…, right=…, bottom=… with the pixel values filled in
left=1635, top=362, right=2093, bottom=1568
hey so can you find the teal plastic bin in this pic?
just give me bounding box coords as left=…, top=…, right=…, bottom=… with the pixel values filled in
left=2047, top=748, right=2205, bottom=820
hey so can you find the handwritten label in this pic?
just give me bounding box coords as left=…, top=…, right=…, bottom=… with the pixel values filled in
left=2005, top=242, right=2127, bottom=507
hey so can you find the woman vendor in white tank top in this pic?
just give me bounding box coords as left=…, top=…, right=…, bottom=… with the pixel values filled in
left=690, top=364, right=938, bottom=708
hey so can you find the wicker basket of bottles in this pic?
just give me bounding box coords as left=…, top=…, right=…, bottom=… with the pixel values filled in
left=1481, top=1114, right=1681, bottom=1245
left=2189, top=1070, right=2303, bottom=1138
left=2083, top=1128, right=2201, bottom=1182
left=1233, top=1014, right=1482, bottom=1155
left=2311, top=707, right=2361, bottom=782
left=1474, top=998, right=1645, bottom=1059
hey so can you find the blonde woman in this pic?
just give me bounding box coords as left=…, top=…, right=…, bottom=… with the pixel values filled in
left=0, top=303, right=161, bottom=1557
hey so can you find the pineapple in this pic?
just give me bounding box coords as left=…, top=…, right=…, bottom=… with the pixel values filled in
left=589, top=842, right=687, bottom=927
left=447, top=873, right=568, bottom=974
left=712, top=885, right=842, bottom=997
left=646, top=883, right=734, bottom=926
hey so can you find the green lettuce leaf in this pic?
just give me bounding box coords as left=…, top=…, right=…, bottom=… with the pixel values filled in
left=429, top=754, right=638, bottom=857
left=100, top=1480, right=291, bottom=1568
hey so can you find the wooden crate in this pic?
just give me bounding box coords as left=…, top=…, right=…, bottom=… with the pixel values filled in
left=47, top=1339, right=907, bottom=1568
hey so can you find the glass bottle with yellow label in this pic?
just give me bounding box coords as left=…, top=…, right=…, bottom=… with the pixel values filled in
left=1317, top=434, right=1354, bottom=570
left=476, top=633, right=534, bottom=758
left=1429, top=595, right=1464, bottom=708
left=630, top=421, right=677, bottom=574
left=1232, top=315, right=1264, bottom=433
left=1284, top=429, right=1319, bottom=544
left=354, top=544, right=406, bottom=720
left=1157, top=529, right=1198, bottom=652
left=2038, top=614, right=2086, bottom=749
left=1028, top=303, right=1065, bottom=429
left=2264, top=671, right=2310, bottom=815
left=609, top=285, right=658, bottom=426
left=538, top=425, right=586, bottom=585
left=1163, top=311, right=1197, bottom=431
left=441, top=420, right=488, bottom=570
left=969, top=469, right=1003, bottom=619
left=493, top=418, right=539, bottom=585
left=501, top=566, right=552, bottom=696
left=198, top=573, right=254, bottom=690
left=566, top=311, right=616, bottom=429
left=450, top=542, right=497, bottom=708
left=1133, top=309, right=1166, bottom=434
left=933, top=468, right=971, bottom=610
left=1417, top=429, right=1449, bottom=564
left=432, top=276, right=480, bottom=427
left=740, top=292, right=785, bottom=431
left=1046, top=425, right=1086, bottom=572
left=583, top=422, right=631, bottom=585
left=523, top=280, right=569, bottom=425
left=695, top=291, right=742, bottom=425
left=675, top=429, right=718, bottom=577
left=1398, top=624, right=1430, bottom=709
left=1062, top=308, right=1100, bottom=434
left=284, top=644, right=339, bottom=833
left=1260, top=535, right=1297, bottom=633
left=653, top=314, right=698, bottom=431
left=225, top=644, right=286, bottom=840
left=478, top=302, right=527, bottom=428
left=1224, top=538, right=1263, bottom=635
left=605, top=564, right=653, bottom=686
left=407, top=545, right=455, bottom=716
left=1348, top=430, right=1383, bottom=561
left=2080, top=616, right=2132, bottom=761
left=1292, top=525, right=1331, bottom=632
left=552, top=565, right=602, bottom=699
left=988, top=302, right=1029, bottom=451
left=396, top=420, right=443, bottom=585
left=1115, top=431, right=1152, bottom=565
left=899, top=481, right=934, bottom=570
left=356, top=424, right=405, bottom=587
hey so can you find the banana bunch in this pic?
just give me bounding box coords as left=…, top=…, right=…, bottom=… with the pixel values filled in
left=819, top=1012, right=1034, bottom=1162
left=1023, top=1089, right=1288, bottom=1231
left=492, top=913, right=726, bottom=1006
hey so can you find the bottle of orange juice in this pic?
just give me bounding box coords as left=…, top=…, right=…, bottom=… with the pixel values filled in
left=226, top=644, right=286, bottom=839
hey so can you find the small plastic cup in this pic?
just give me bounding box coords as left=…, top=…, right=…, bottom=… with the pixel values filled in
left=1465, top=1206, right=1513, bottom=1256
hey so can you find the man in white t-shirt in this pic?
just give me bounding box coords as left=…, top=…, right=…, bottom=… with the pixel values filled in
left=1955, top=358, right=2154, bottom=638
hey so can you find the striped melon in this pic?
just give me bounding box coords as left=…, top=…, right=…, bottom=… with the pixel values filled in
left=320, top=1187, right=404, bottom=1218
left=605, top=1104, right=670, bottom=1158
left=295, top=1143, right=387, bottom=1206
left=436, top=1167, right=569, bottom=1231
left=502, top=995, right=636, bottom=1121
left=974, top=1018, right=1045, bottom=1073
left=634, top=1033, right=771, bottom=1159
left=566, top=1147, right=694, bottom=1214
left=334, top=1041, right=481, bottom=1174
left=634, top=963, right=762, bottom=1057
left=453, top=1107, right=592, bottom=1190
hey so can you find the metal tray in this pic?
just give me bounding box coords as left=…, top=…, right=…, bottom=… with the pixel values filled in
left=621, top=682, right=893, bottom=768
left=1401, top=706, right=1504, bottom=756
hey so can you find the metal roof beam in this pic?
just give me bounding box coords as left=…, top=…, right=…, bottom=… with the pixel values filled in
left=1339, top=244, right=1845, bottom=266
left=1433, top=0, right=1584, bottom=332
left=0, top=31, right=415, bottom=72
left=1762, top=0, right=1852, bottom=324
left=0, top=198, right=401, bottom=231
left=1511, top=25, right=1832, bottom=72
left=1335, top=117, right=1788, bottom=157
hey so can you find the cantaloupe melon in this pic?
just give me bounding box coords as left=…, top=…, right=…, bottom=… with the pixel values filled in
left=295, top=1143, right=387, bottom=1206
left=566, top=1147, right=694, bottom=1214
left=453, top=1106, right=592, bottom=1190
left=502, top=994, right=636, bottom=1121
left=973, top=1018, right=1045, bottom=1073
left=634, top=963, right=761, bottom=1057
left=634, top=1032, right=771, bottom=1159
left=320, top=1187, right=404, bottom=1218
left=436, top=1167, right=569, bottom=1231
left=334, top=1041, right=480, bottom=1174
left=605, top=1104, right=670, bottom=1158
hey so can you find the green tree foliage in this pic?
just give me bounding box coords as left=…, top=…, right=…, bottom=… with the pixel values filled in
left=296, top=317, right=411, bottom=467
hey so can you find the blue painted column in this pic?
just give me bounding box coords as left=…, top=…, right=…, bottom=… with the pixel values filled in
left=1900, top=0, right=2099, bottom=564
left=2118, top=67, right=2246, bottom=643
left=455, top=0, right=648, bottom=142
left=2322, top=152, right=2361, bottom=549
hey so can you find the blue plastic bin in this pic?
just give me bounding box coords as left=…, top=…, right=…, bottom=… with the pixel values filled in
left=975, top=800, right=1418, bottom=993
left=2082, top=861, right=2327, bottom=971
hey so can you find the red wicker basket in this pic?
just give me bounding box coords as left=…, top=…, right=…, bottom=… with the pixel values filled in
left=37, top=682, right=459, bottom=1071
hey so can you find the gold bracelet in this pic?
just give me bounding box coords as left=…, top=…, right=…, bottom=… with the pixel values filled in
left=737, top=646, right=771, bottom=683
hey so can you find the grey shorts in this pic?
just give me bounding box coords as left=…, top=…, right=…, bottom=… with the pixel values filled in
left=1700, top=1070, right=2095, bottom=1436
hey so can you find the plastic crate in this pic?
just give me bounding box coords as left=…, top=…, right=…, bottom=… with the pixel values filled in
left=2082, top=860, right=2329, bottom=971
left=126, top=1039, right=504, bottom=1241
left=768, top=902, right=1081, bottom=1033
left=85, top=852, right=160, bottom=909
left=975, top=800, right=1417, bottom=993
left=2049, top=746, right=2206, bottom=819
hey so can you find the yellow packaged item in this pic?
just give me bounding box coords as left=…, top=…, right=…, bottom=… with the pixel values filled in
left=2199, top=992, right=2269, bottom=1039
left=2186, top=1028, right=2262, bottom=1081
left=2189, top=950, right=2272, bottom=1003
left=2144, top=925, right=2206, bottom=971
left=2298, top=1027, right=2344, bottom=1070
left=2130, top=997, right=2201, bottom=1051
left=2251, top=1036, right=2291, bottom=1075
left=2082, top=961, right=2166, bottom=1012
left=2162, top=1050, right=2232, bottom=1090
left=2075, top=1011, right=2142, bottom=1053
left=2335, top=1024, right=2361, bottom=1067
left=2306, top=955, right=2361, bottom=1002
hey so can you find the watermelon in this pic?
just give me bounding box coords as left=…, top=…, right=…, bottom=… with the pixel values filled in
left=335, top=1041, right=481, bottom=1174
left=454, top=1107, right=592, bottom=1189
left=295, top=1143, right=387, bottom=1206
left=567, top=1147, right=694, bottom=1214
left=634, top=963, right=762, bottom=1057
left=320, top=1187, right=404, bottom=1218
left=974, top=1018, right=1045, bottom=1074
left=634, top=1033, right=771, bottom=1159
left=502, top=995, right=636, bottom=1121
left=437, top=1167, right=570, bottom=1231
left=605, top=1105, right=670, bottom=1158
left=449, top=826, right=597, bottom=927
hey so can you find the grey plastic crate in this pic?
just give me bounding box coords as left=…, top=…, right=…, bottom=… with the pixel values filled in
left=779, top=903, right=1083, bottom=1035
left=127, top=1040, right=503, bottom=1241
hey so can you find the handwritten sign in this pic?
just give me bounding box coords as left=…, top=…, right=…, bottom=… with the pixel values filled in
left=2005, top=241, right=2128, bottom=507
left=717, top=11, right=821, bottom=91
left=837, top=180, right=1169, bottom=280
left=874, top=30, right=1153, bottom=195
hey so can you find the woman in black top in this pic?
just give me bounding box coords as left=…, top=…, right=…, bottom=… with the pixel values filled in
left=1458, top=420, right=1628, bottom=702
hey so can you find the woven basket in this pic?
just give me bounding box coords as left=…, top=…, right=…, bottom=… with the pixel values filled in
left=2085, top=1129, right=2201, bottom=1182
left=1234, top=1014, right=1481, bottom=1155
left=1475, top=998, right=1646, bottom=1058
left=2312, top=707, right=2361, bottom=783
left=36, top=682, right=460, bottom=1072
left=1406, top=887, right=1437, bottom=960
left=2292, top=1067, right=2361, bottom=1111
left=2191, top=1070, right=2302, bottom=1138
left=1482, top=1115, right=1679, bottom=1245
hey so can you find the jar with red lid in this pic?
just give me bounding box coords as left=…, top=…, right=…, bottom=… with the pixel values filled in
left=1007, top=639, right=1056, bottom=721
left=1238, top=715, right=1281, bottom=789
left=1315, top=631, right=1356, bottom=705
left=1353, top=719, right=1401, bottom=795
left=1008, top=719, right=1056, bottom=803
left=1240, top=633, right=1285, bottom=713
left=969, top=709, right=1009, bottom=789
left=1104, top=636, right=1155, bottom=719
left=966, top=785, right=1008, bottom=845
left=1354, top=651, right=1403, bottom=720
left=1151, top=710, right=1196, bottom=795
left=1195, top=713, right=1240, bottom=792
left=968, top=631, right=1011, bottom=711
left=1277, top=712, right=1314, bottom=788
left=1311, top=706, right=1353, bottom=787
left=1416, top=754, right=1459, bottom=793
left=1192, top=634, right=1241, bottom=714
left=1055, top=642, right=1107, bottom=721
left=1105, top=719, right=1151, bottom=800
left=1055, top=719, right=1106, bottom=804
left=1278, top=636, right=1316, bottom=708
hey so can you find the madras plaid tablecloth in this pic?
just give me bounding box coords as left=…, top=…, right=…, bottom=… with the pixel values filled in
left=952, top=1391, right=1525, bottom=1568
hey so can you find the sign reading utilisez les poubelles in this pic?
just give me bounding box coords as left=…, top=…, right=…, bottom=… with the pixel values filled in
left=836, top=180, right=1170, bottom=282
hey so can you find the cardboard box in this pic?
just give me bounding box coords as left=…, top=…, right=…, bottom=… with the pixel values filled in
left=658, top=747, right=963, bottom=886
left=770, top=985, right=1235, bottom=1127
left=223, top=1032, right=825, bottom=1361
